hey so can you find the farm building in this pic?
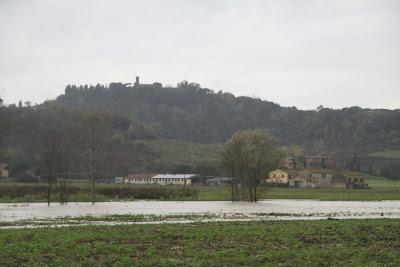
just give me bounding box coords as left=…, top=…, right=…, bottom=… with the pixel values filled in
left=114, top=177, right=124, bottom=184
left=152, top=174, right=195, bottom=185
left=206, top=177, right=232, bottom=186
left=343, top=171, right=369, bottom=189
left=267, top=166, right=369, bottom=189
left=124, top=173, right=155, bottom=184
left=0, top=164, right=8, bottom=178
left=288, top=176, right=308, bottom=188
left=267, top=170, right=291, bottom=184
left=266, top=169, right=299, bottom=186
left=124, top=173, right=195, bottom=185
left=297, top=169, right=335, bottom=187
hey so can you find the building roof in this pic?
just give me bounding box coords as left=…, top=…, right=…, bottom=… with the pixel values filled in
left=269, top=169, right=299, bottom=175
left=290, top=176, right=307, bottom=182
left=299, top=168, right=337, bottom=175
left=125, top=173, right=155, bottom=179
left=305, top=155, right=335, bottom=159
left=152, top=174, right=196, bottom=179
left=270, top=169, right=287, bottom=173
left=342, top=171, right=367, bottom=177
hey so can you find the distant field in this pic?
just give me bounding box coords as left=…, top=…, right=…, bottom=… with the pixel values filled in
left=135, top=138, right=220, bottom=166
left=370, top=149, right=400, bottom=159
left=0, top=175, right=399, bottom=202
left=1, top=219, right=400, bottom=266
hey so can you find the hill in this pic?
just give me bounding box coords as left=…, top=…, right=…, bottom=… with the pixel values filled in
left=1, top=79, right=400, bottom=177
left=48, top=80, right=400, bottom=153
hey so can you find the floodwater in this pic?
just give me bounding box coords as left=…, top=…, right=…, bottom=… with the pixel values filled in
left=1, top=200, right=400, bottom=222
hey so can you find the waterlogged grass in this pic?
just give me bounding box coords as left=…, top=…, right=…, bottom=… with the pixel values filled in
left=1, top=212, right=304, bottom=227
left=0, top=215, right=215, bottom=228
left=1, top=219, right=400, bottom=266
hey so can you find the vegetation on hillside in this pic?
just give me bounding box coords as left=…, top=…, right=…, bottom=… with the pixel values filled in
left=51, top=82, right=400, bottom=152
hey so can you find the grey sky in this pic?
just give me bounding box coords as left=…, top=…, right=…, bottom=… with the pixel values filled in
left=0, top=0, right=399, bottom=109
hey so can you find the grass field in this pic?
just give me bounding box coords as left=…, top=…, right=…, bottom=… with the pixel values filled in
left=369, top=149, right=400, bottom=159
left=195, top=180, right=400, bottom=201
left=1, top=219, right=399, bottom=266
left=0, top=175, right=399, bottom=202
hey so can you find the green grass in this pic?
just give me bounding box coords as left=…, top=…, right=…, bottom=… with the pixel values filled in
left=370, top=149, right=400, bottom=159
left=1, top=219, right=400, bottom=266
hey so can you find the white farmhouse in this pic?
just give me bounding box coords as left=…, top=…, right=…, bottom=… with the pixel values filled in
left=124, top=173, right=195, bottom=185
left=152, top=174, right=195, bottom=185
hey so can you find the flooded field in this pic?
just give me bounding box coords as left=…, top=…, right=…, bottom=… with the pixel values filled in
left=1, top=200, right=400, bottom=223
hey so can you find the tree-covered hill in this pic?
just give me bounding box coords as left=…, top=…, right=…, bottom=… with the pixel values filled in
left=1, top=80, right=400, bottom=178
left=48, top=81, right=400, bottom=152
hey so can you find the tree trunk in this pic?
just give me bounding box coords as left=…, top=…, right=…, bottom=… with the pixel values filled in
left=47, top=174, right=51, bottom=206
left=91, top=172, right=95, bottom=204
left=231, top=183, right=235, bottom=201
left=91, top=120, right=96, bottom=204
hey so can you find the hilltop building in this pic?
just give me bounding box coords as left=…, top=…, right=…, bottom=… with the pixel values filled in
left=134, top=76, right=162, bottom=88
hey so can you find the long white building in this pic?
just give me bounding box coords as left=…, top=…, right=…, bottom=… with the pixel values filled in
left=124, top=173, right=195, bottom=185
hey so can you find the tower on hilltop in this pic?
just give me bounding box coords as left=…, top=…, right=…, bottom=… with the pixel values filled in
left=134, top=76, right=140, bottom=87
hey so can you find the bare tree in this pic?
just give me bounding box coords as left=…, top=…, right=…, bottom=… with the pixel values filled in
left=73, top=112, right=112, bottom=204
left=220, top=130, right=283, bottom=202
left=41, top=130, right=62, bottom=206
left=38, top=110, right=77, bottom=205
left=56, top=131, right=74, bottom=204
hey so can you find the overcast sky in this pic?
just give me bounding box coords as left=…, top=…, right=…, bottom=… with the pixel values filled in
left=0, top=0, right=399, bottom=109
